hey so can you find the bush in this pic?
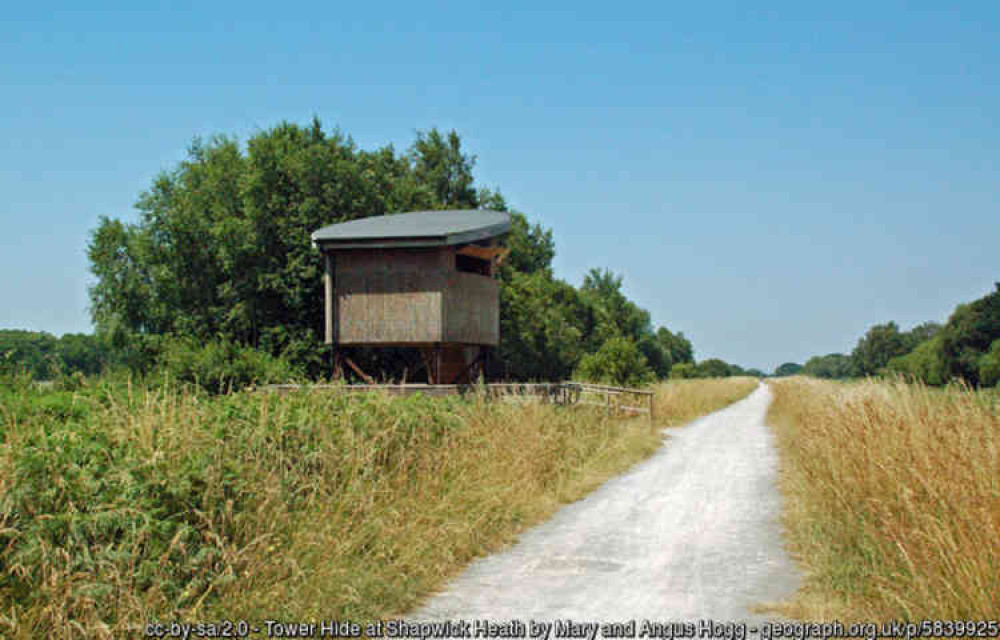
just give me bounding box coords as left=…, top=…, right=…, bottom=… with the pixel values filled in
left=669, top=362, right=699, bottom=379
left=886, top=336, right=948, bottom=385
left=574, top=337, right=654, bottom=387
left=157, top=336, right=301, bottom=394
left=979, top=340, right=1000, bottom=388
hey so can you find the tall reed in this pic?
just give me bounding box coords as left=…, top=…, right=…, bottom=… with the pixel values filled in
left=767, top=377, right=999, bottom=619
left=654, top=377, right=759, bottom=426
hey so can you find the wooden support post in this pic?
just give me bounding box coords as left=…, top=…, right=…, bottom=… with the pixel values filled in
left=323, top=253, right=335, bottom=344
left=332, top=350, right=342, bottom=380
left=420, top=348, right=436, bottom=385
left=447, top=347, right=486, bottom=385
left=433, top=345, right=441, bottom=386
left=343, top=356, right=375, bottom=384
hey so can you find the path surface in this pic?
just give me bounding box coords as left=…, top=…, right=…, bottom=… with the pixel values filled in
left=412, top=383, right=800, bottom=623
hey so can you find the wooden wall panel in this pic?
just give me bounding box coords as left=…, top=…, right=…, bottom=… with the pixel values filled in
left=443, top=273, right=499, bottom=346
left=331, top=247, right=497, bottom=346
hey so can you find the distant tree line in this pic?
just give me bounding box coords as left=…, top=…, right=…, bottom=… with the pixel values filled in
left=778, top=283, right=1000, bottom=387
left=2, top=120, right=755, bottom=390
left=0, top=330, right=107, bottom=380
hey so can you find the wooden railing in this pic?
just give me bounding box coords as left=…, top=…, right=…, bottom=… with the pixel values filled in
left=565, top=382, right=655, bottom=419
left=263, top=381, right=655, bottom=420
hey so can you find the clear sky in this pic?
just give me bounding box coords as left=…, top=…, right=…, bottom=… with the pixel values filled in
left=2, top=1, right=997, bottom=372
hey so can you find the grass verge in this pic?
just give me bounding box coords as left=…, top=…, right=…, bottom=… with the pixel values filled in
left=654, top=376, right=759, bottom=427
left=766, top=377, right=999, bottom=620
left=0, top=375, right=757, bottom=638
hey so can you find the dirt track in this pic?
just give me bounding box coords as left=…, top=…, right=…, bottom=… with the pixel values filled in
left=412, top=383, right=800, bottom=623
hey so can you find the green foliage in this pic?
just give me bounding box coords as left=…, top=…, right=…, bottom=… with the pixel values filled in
left=0, top=330, right=107, bottom=380
left=656, top=327, right=694, bottom=367
left=410, top=129, right=479, bottom=208
left=0, top=330, right=58, bottom=378
left=87, top=122, right=479, bottom=376
left=696, top=358, right=733, bottom=378
left=0, top=371, right=680, bottom=635
left=497, top=271, right=588, bottom=380
left=85, top=119, right=697, bottom=384
left=669, top=362, right=699, bottom=379
left=581, top=269, right=651, bottom=348
left=574, top=336, right=654, bottom=387
left=875, top=284, right=1000, bottom=387
left=978, top=340, right=1000, bottom=388
left=53, top=333, right=107, bottom=376
left=774, top=362, right=804, bottom=377
left=904, top=321, right=942, bottom=348
left=157, top=336, right=301, bottom=394
left=938, top=284, right=1000, bottom=386
left=802, top=353, right=855, bottom=379
left=852, top=321, right=910, bottom=376
left=497, top=211, right=556, bottom=278
left=669, top=358, right=748, bottom=379
left=886, top=336, right=948, bottom=385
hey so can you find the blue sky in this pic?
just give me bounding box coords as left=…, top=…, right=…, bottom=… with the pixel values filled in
left=2, top=1, right=997, bottom=372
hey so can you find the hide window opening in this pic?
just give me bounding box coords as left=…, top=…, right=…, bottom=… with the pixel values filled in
left=456, top=253, right=492, bottom=276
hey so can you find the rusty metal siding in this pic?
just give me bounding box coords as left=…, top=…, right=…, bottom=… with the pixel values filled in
left=443, top=273, right=500, bottom=345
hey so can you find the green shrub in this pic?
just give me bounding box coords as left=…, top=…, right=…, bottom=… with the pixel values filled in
left=669, top=362, right=699, bottom=379
left=574, top=337, right=653, bottom=387
left=886, top=335, right=948, bottom=385
left=157, top=336, right=301, bottom=394
left=979, top=340, right=1000, bottom=388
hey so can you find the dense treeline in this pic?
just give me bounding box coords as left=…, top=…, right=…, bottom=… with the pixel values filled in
left=2, top=120, right=751, bottom=389
left=787, top=283, right=1000, bottom=387
left=0, top=330, right=107, bottom=380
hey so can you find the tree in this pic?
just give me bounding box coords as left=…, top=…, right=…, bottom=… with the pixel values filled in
left=656, top=327, right=694, bottom=367
left=409, top=129, right=478, bottom=208
left=802, top=353, right=855, bottom=379
left=574, top=337, right=654, bottom=387
left=497, top=210, right=555, bottom=278
left=696, top=358, right=732, bottom=378
left=938, top=284, right=1000, bottom=386
left=669, top=362, right=699, bottom=379
left=89, top=122, right=485, bottom=377
left=87, top=119, right=701, bottom=383
left=54, top=333, right=107, bottom=377
left=774, top=362, right=803, bottom=377
left=979, top=340, right=1000, bottom=388
left=886, top=336, right=948, bottom=385
left=0, top=330, right=58, bottom=379
left=497, top=271, right=589, bottom=380
left=904, top=322, right=942, bottom=349
left=852, top=322, right=910, bottom=376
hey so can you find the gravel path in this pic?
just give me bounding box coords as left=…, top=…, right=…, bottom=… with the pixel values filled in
left=411, top=383, right=800, bottom=624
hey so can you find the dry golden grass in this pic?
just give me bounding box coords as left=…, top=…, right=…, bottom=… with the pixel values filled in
left=654, top=376, right=760, bottom=427
left=766, top=377, right=999, bottom=620
left=0, top=376, right=757, bottom=638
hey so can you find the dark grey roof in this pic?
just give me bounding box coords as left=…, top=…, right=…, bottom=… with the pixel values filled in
left=312, top=210, right=511, bottom=249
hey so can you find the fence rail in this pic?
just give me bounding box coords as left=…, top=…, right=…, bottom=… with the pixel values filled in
left=263, top=381, right=655, bottom=420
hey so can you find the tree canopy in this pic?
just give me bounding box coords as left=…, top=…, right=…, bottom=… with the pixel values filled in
left=801, top=285, right=999, bottom=388
left=774, top=362, right=803, bottom=377
left=84, top=119, right=696, bottom=386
